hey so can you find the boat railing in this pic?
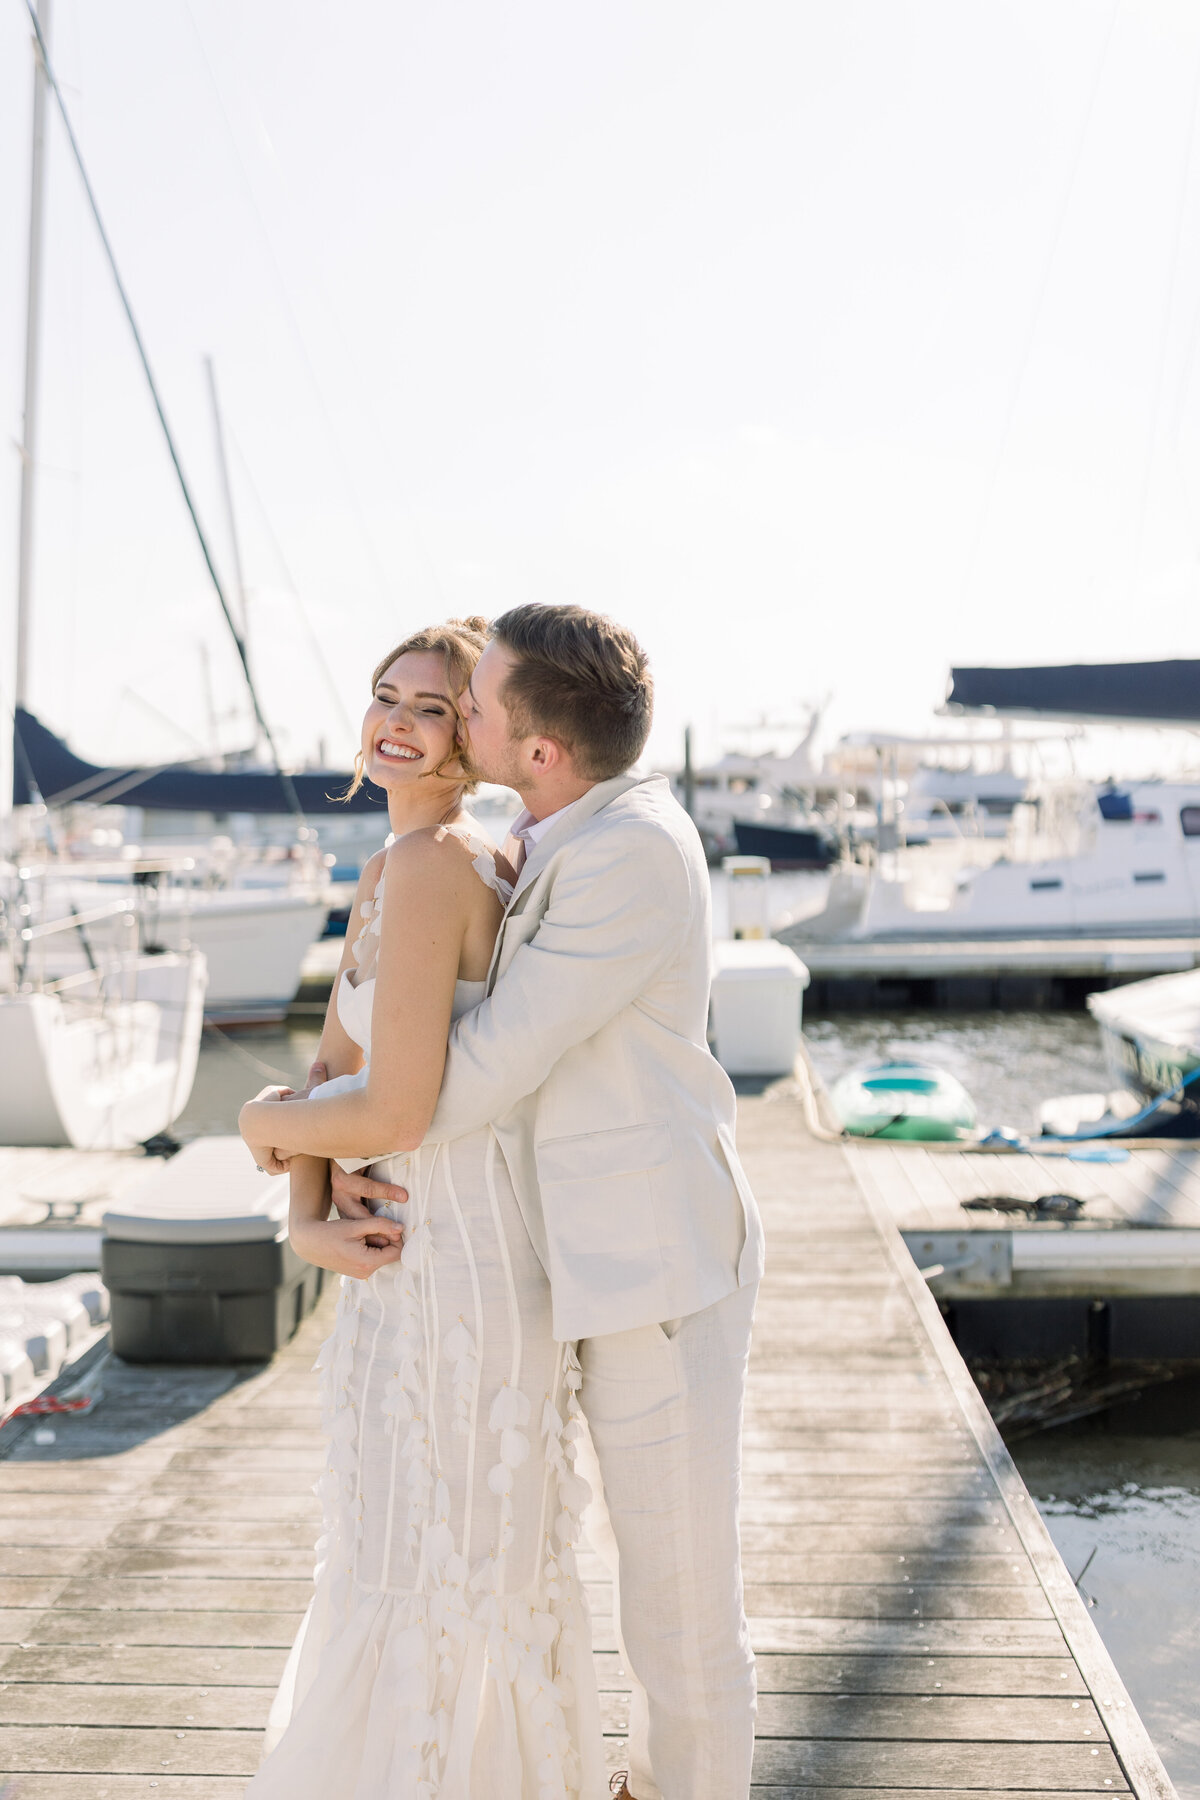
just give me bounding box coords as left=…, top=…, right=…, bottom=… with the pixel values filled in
left=9, top=837, right=330, bottom=900
left=16, top=897, right=137, bottom=941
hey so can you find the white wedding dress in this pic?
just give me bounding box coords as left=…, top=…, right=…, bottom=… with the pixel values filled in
left=247, top=832, right=606, bottom=1800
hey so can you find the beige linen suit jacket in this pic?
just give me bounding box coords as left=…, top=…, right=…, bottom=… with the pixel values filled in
left=424, top=771, right=764, bottom=1341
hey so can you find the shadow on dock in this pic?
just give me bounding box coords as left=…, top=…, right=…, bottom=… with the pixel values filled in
left=0, top=1355, right=257, bottom=1462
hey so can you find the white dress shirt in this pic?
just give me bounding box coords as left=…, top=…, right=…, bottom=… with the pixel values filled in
left=508, top=797, right=583, bottom=868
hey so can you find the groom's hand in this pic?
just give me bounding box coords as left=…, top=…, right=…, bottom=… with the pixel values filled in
left=329, top=1164, right=410, bottom=1221
left=297, top=1058, right=328, bottom=1100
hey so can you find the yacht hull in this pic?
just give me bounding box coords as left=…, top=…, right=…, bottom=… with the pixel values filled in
left=0, top=950, right=207, bottom=1149
left=732, top=820, right=837, bottom=869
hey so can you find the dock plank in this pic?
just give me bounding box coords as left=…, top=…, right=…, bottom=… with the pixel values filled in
left=747, top=1739, right=1128, bottom=1787
left=0, top=1780, right=248, bottom=1798
left=0, top=1724, right=258, bottom=1776
left=0, top=1684, right=271, bottom=1728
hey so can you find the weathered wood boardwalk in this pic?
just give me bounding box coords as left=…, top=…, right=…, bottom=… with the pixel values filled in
left=0, top=1094, right=1177, bottom=1796
left=854, top=1138, right=1200, bottom=1234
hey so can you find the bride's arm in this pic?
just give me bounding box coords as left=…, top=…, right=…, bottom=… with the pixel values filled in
left=288, top=1153, right=334, bottom=1233
left=239, top=831, right=471, bottom=1162
left=286, top=1152, right=405, bottom=1278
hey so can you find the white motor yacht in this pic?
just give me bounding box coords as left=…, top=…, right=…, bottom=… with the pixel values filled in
left=792, top=779, right=1200, bottom=943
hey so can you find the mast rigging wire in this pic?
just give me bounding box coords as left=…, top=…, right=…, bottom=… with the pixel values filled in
left=20, top=0, right=304, bottom=822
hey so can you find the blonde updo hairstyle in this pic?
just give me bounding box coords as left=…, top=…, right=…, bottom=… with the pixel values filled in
left=342, top=616, right=489, bottom=801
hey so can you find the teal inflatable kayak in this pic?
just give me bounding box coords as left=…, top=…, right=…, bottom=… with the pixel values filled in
left=830, top=1059, right=977, bottom=1141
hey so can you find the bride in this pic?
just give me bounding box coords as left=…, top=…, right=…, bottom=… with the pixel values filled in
left=238, top=617, right=606, bottom=1799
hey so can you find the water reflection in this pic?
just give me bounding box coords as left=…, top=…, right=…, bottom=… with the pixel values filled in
left=804, top=1008, right=1110, bottom=1135
left=176, top=1021, right=324, bottom=1140
left=1014, top=1420, right=1200, bottom=1799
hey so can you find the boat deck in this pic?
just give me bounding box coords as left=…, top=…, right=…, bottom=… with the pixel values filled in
left=0, top=1096, right=1177, bottom=1796
left=0, top=1147, right=153, bottom=1277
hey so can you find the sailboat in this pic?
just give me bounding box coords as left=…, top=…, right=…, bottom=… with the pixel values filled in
left=3, top=4, right=369, bottom=1028
left=0, top=6, right=208, bottom=1150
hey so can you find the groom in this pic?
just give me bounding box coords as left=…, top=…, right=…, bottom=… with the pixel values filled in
left=326, top=603, right=763, bottom=1800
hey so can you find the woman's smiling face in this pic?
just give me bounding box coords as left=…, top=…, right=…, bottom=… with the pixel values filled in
left=360, top=650, right=463, bottom=792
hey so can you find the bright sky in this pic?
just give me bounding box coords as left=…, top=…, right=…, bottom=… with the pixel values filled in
left=3, top=0, right=1200, bottom=787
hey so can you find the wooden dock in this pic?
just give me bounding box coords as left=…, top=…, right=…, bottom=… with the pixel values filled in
left=786, top=934, right=1200, bottom=983
left=774, top=930, right=1200, bottom=1008
left=0, top=1095, right=1178, bottom=1796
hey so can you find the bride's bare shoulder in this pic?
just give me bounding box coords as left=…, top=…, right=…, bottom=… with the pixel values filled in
left=384, top=824, right=514, bottom=908
left=384, top=824, right=486, bottom=887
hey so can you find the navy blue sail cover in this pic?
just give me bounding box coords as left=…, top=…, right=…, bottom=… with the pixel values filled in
left=946, top=661, right=1200, bottom=725
left=12, top=707, right=387, bottom=815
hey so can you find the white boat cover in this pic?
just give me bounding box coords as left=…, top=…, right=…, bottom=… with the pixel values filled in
left=1088, top=968, right=1200, bottom=1055
left=103, top=1136, right=290, bottom=1245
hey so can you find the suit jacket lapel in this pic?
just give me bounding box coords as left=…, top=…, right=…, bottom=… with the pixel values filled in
left=508, top=773, right=646, bottom=908
left=483, top=771, right=653, bottom=990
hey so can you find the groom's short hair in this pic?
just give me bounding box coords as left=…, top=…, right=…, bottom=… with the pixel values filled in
left=491, top=604, right=653, bottom=779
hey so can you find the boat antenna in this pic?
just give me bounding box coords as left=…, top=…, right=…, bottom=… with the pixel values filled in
left=19, top=0, right=304, bottom=822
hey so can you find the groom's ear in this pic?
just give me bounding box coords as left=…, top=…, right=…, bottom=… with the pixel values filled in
left=528, top=736, right=566, bottom=774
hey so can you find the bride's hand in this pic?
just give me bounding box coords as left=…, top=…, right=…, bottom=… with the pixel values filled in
left=290, top=1213, right=405, bottom=1280
left=240, top=1088, right=292, bottom=1176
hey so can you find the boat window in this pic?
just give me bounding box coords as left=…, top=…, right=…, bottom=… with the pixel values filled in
left=1182, top=806, right=1200, bottom=837
left=1098, top=791, right=1133, bottom=821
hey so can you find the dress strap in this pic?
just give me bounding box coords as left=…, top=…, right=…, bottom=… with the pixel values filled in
left=441, top=823, right=514, bottom=906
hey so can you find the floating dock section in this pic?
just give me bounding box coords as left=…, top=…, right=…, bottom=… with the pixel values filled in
left=851, top=1136, right=1200, bottom=1360
left=783, top=932, right=1200, bottom=1008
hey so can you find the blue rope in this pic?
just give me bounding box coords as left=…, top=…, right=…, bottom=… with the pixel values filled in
left=1042, top=1060, right=1200, bottom=1141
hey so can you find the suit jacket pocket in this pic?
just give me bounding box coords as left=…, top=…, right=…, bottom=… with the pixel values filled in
left=535, top=1122, right=672, bottom=1256
left=536, top=1121, right=672, bottom=1183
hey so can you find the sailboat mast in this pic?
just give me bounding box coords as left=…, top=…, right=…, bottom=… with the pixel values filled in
left=203, top=356, right=249, bottom=640
left=15, top=0, right=52, bottom=713
left=203, top=355, right=261, bottom=760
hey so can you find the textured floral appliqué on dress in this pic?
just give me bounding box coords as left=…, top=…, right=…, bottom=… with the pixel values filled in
left=246, top=830, right=606, bottom=1799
